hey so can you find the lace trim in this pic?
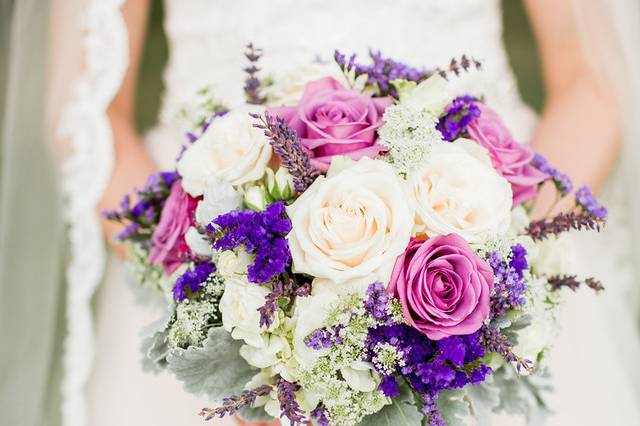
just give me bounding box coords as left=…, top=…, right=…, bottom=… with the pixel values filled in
left=57, top=1, right=128, bottom=425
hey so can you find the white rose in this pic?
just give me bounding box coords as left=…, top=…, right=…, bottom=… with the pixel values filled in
left=287, top=158, right=414, bottom=283
left=219, top=275, right=273, bottom=347
left=265, top=62, right=348, bottom=105
left=184, top=227, right=212, bottom=256
left=216, top=249, right=253, bottom=279
left=530, top=234, right=576, bottom=277
left=409, top=140, right=512, bottom=244
left=177, top=107, right=272, bottom=196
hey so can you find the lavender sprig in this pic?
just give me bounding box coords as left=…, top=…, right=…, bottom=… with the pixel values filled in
left=243, top=43, right=265, bottom=105
left=531, top=153, right=573, bottom=195
left=435, top=55, right=483, bottom=80
left=547, top=274, right=604, bottom=293
left=258, top=278, right=311, bottom=328
left=252, top=113, right=320, bottom=193
left=526, top=210, right=605, bottom=241
left=334, top=49, right=428, bottom=98
left=480, top=326, right=533, bottom=374
left=199, top=385, right=272, bottom=420
left=275, top=377, right=310, bottom=425
left=310, top=405, right=330, bottom=426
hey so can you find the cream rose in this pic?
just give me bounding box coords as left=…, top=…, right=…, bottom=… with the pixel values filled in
left=286, top=158, right=414, bottom=283
left=410, top=140, right=512, bottom=244
left=177, top=107, right=272, bottom=196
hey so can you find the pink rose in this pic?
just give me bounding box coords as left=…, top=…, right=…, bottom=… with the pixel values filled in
left=268, top=77, right=392, bottom=171
left=467, top=104, right=545, bottom=205
left=149, top=181, right=198, bottom=274
left=388, top=234, right=494, bottom=340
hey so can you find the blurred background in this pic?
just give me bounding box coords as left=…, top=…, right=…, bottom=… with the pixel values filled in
left=134, top=0, right=544, bottom=131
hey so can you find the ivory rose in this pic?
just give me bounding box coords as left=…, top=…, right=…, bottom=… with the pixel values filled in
left=286, top=158, right=414, bottom=283
left=388, top=234, right=494, bottom=340
left=177, top=107, right=272, bottom=196
left=409, top=140, right=512, bottom=244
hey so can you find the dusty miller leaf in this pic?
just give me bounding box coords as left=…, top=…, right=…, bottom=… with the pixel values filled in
left=437, top=389, right=471, bottom=426
left=166, top=326, right=257, bottom=401
left=360, top=380, right=423, bottom=426
left=140, top=305, right=175, bottom=373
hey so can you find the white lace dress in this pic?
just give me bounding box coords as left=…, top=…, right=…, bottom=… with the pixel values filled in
left=82, top=1, right=638, bottom=425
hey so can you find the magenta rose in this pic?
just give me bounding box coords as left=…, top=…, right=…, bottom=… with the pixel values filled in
left=268, top=77, right=392, bottom=171
left=467, top=104, right=546, bottom=205
left=388, top=234, right=494, bottom=340
left=149, top=181, right=198, bottom=274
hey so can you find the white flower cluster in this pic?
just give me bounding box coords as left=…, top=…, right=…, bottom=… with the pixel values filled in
left=377, top=103, right=442, bottom=177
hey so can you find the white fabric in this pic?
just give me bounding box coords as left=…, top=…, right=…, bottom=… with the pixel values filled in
left=55, top=1, right=127, bottom=425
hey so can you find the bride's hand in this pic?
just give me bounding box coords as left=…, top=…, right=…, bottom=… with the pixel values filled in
left=234, top=416, right=280, bottom=426
left=99, top=0, right=155, bottom=257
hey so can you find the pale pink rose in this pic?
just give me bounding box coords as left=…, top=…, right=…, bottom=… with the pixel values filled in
left=467, top=104, right=546, bottom=205
left=268, top=77, right=392, bottom=171
left=388, top=234, right=494, bottom=340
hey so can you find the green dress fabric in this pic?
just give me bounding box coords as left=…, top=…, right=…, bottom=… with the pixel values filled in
left=0, top=1, right=66, bottom=425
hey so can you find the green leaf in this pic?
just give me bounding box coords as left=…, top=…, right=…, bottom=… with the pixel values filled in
left=140, top=306, right=175, bottom=373
left=166, top=327, right=258, bottom=401
left=360, top=380, right=423, bottom=426
left=437, top=389, right=471, bottom=426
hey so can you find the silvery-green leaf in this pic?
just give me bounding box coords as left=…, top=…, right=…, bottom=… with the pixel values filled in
left=437, top=389, right=471, bottom=426
left=166, top=327, right=257, bottom=401
left=465, top=379, right=501, bottom=426
left=140, top=305, right=175, bottom=373
left=360, top=380, right=423, bottom=426
left=238, top=406, right=273, bottom=422
left=491, top=367, right=551, bottom=424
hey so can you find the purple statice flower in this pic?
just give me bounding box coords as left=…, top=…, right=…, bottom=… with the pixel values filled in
left=364, top=282, right=391, bottom=322
left=575, top=186, right=608, bottom=220
left=172, top=262, right=216, bottom=301
left=547, top=274, right=604, bottom=293
left=379, top=375, right=400, bottom=398
left=310, top=405, right=330, bottom=426
left=436, top=95, right=481, bottom=141
left=103, top=171, right=179, bottom=243
left=480, top=325, right=532, bottom=374
left=199, top=385, right=272, bottom=421
left=421, top=392, right=445, bottom=426
left=365, top=324, right=490, bottom=399
left=212, top=201, right=292, bottom=284
left=488, top=246, right=528, bottom=319
left=252, top=113, right=320, bottom=193
left=531, top=153, right=574, bottom=195
left=334, top=49, right=429, bottom=98
left=526, top=210, right=605, bottom=241
left=305, top=325, right=343, bottom=350
left=275, top=377, right=309, bottom=426
left=243, top=43, right=266, bottom=105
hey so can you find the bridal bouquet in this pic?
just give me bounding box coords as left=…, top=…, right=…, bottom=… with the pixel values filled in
left=106, top=46, right=607, bottom=426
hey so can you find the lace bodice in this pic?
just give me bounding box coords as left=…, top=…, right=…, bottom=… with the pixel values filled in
left=150, top=0, right=535, bottom=168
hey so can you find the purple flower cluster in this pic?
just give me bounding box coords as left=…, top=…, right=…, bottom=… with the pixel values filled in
left=310, top=405, right=329, bottom=426
left=421, top=392, right=445, bottom=426
left=334, top=49, right=428, bottom=98
left=199, top=385, right=272, bottom=421
left=531, top=153, right=573, bottom=195
left=275, top=377, right=309, bottom=425
left=365, top=324, right=490, bottom=405
left=363, top=282, right=391, bottom=321
left=212, top=202, right=292, bottom=284
left=103, top=171, right=179, bottom=242
left=252, top=113, right=320, bottom=193
left=487, top=245, right=528, bottom=318
left=437, top=96, right=481, bottom=141
left=172, top=262, right=216, bottom=301
left=575, top=186, right=608, bottom=220
left=304, top=325, right=344, bottom=350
